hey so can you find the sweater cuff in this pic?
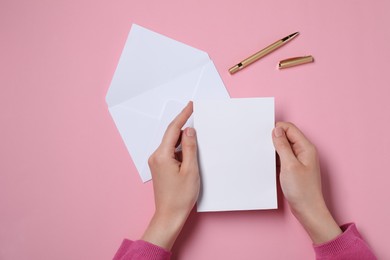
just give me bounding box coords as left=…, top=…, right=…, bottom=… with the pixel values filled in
left=114, top=239, right=171, bottom=260
left=313, top=223, right=361, bottom=257
left=132, top=240, right=171, bottom=259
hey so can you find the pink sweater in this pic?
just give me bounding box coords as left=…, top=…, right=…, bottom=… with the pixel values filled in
left=113, top=223, right=376, bottom=260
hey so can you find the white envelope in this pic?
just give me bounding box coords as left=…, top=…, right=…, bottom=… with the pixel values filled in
left=106, top=24, right=230, bottom=182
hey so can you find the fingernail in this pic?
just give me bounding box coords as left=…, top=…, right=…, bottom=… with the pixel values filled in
left=274, top=127, right=284, bottom=138
left=186, top=127, right=195, bottom=137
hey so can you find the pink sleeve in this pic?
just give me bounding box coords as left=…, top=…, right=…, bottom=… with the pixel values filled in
left=113, top=239, right=171, bottom=260
left=313, top=223, right=376, bottom=260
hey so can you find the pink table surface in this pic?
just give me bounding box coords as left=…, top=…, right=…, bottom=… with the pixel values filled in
left=1, top=0, right=389, bottom=259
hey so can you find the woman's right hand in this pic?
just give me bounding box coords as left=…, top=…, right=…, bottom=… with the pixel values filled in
left=272, top=122, right=342, bottom=244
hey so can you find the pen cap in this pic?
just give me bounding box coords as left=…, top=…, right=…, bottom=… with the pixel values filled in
left=278, top=55, right=314, bottom=69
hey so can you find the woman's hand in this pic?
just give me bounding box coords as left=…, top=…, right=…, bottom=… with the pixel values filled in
left=141, top=101, right=200, bottom=250
left=272, top=122, right=342, bottom=244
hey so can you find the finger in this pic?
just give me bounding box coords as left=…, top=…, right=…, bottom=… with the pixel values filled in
left=276, top=122, right=316, bottom=165
left=160, top=102, right=193, bottom=153
left=276, top=122, right=312, bottom=151
left=180, top=127, right=199, bottom=174
left=272, top=126, right=299, bottom=166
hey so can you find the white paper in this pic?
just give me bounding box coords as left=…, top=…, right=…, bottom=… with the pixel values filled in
left=194, top=98, right=277, bottom=212
left=106, top=24, right=230, bottom=182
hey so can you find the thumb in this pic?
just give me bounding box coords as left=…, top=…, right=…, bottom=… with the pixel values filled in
left=181, top=127, right=199, bottom=173
left=272, top=126, right=298, bottom=166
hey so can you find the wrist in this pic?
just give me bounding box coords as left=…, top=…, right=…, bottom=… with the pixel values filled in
left=291, top=201, right=342, bottom=244
left=141, top=210, right=188, bottom=250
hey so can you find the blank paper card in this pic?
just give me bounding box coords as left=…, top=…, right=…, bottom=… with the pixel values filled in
left=194, top=98, right=277, bottom=212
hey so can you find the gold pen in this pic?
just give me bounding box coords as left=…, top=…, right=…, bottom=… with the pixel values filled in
left=229, top=32, right=299, bottom=74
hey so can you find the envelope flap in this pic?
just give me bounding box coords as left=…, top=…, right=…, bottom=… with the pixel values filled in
left=114, top=64, right=204, bottom=119
left=193, top=61, right=230, bottom=101
left=106, top=24, right=210, bottom=107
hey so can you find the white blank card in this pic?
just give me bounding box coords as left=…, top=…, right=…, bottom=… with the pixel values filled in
left=194, top=98, right=277, bottom=212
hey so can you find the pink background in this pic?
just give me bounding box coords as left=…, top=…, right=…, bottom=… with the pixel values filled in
left=1, top=0, right=389, bottom=259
